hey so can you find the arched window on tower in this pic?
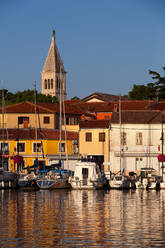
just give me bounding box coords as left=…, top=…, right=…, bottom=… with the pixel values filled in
left=44, top=79, right=47, bottom=89
left=51, top=79, right=53, bottom=89
left=48, top=79, right=50, bottom=89
left=56, top=78, right=58, bottom=89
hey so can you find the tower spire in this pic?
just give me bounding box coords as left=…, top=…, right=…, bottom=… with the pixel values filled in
left=41, top=30, right=66, bottom=101
left=52, top=30, right=56, bottom=40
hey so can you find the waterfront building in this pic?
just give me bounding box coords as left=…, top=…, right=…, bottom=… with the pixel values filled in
left=41, top=30, right=66, bottom=101
left=0, top=101, right=81, bottom=130
left=79, top=120, right=111, bottom=177
left=110, top=110, right=163, bottom=175
left=0, top=128, right=78, bottom=172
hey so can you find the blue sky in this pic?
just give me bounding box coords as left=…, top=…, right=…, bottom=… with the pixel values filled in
left=0, top=0, right=165, bottom=99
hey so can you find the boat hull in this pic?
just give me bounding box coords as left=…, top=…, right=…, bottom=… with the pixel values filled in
left=17, top=178, right=38, bottom=189
left=36, top=178, right=71, bottom=189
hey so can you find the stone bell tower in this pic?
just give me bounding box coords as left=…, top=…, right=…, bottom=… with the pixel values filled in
left=41, top=30, right=66, bottom=101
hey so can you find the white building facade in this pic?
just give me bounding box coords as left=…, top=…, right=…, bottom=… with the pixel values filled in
left=109, top=110, right=164, bottom=175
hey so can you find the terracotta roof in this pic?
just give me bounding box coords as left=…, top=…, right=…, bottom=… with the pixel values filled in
left=39, top=102, right=83, bottom=115
left=79, top=120, right=110, bottom=129
left=111, top=110, right=163, bottom=124
left=0, top=101, right=82, bottom=115
left=0, top=128, right=78, bottom=140
left=119, top=100, right=154, bottom=110
left=0, top=100, right=157, bottom=115
left=70, top=100, right=154, bottom=113
left=148, top=102, right=165, bottom=111
left=72, top=102, right=115, bottom=113
left=81, top=92, right=128, bottom=102
left=1, top=101, right=54, bottom=114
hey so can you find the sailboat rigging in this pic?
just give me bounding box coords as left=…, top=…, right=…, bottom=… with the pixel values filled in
left=36, top=68, right=71, bottom=189
left=109, top=95, right=130, bottom=189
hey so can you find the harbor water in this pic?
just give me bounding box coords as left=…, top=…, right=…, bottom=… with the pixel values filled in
left=0, top=189, right=165, bottom=247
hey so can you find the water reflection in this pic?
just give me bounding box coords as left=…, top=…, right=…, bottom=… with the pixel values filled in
left=0, top=189, right=165, bottom=247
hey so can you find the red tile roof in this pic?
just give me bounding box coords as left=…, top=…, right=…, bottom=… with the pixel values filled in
left=0, top=101, right=82, bottom=115
left=0, top=128, right=78, bottom=140
left=70, top=100, right=154, bottom=113
left=148, top=102, right=165, bottom=111
left=81, top=92, right=128, bottom=102
left=119, top=100, right=154, bottom=110
left=1, top=101, right=54, bottom=114
left=111, top=110, right=163, bottom=124
left=39, top=103, right=83, bottom=115
left=0, top=100, right=159, bottom=116
left=79, top=120, right=110, bottom=129
left=72, top=102, right=115, bottom=113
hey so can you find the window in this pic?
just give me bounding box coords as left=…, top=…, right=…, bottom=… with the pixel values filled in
left=51, top=79, right=53, bottom=89
left=75, top=117, right=79, bottom=125
left=33, top=143, right=42, bottom=152
left=99, top=132, right=105, bottom=142
left=17, top=143, right=25, bottom=152
left=66, top=117, right=69, bottom=125
left=0, top=143, right=9, bottom=153
left=104, top=115, right=111, bottom=120
left=44, top=79, right=47, bottom=89
left=59, top=142, right=65, bottom=153
left=48, top=79, right=50, bottom=89
left=18, top=116, right=29, bottom=125
left=44, top=116, right=50, bottom=124
left=121, top=132, right=127, bottom=145
left=86, top=132, right=92, bottom=142
left=136, top=132, right=142, bottom=145
left=72, top=140, right=78, bottom=154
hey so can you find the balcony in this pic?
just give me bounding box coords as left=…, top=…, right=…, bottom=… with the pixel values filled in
left=113, top=145, right=159, bottom=157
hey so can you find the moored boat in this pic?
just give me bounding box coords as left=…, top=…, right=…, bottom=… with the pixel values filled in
left=17, top=174, right=38, bottom=189
left=36, top=170, right=71, bottom=189
left=135, top=168, right=157, bottom=190
left=70, top=161, right=105, bottom=189
left=109, top=174, right=130, bottom=189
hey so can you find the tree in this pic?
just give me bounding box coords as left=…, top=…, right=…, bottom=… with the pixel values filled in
left=149, top=67, right=165, bottom=100
left=128, top=83, right=156, bottom=100
left=0, top=89, right=58, bottom=106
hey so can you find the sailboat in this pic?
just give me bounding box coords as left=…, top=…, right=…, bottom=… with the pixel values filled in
left=0, top=89, right=19, bottom=189
left=109, top=96, right=130, bottom=189
left=36, top=68, right=71, bottom=190
left=17, top=83, right=41, bottom=189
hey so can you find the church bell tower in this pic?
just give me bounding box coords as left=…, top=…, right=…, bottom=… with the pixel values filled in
left=41, top=30, right=66, bottom=101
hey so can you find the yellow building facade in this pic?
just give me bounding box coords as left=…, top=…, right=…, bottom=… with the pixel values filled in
left=79, top=120, right=110, bottom=175
left=0, top=128, right=78, bottom=173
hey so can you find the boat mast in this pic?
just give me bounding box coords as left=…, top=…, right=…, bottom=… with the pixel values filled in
left=1, top=89, right=4, bottom=168
left=34, top=82, right=38, bottom=158
left=59, top=66, right=62, bottom=160
left=62, top=88, right=69, bottom=170
left=119, top=94, right=122, bottom=173
left=161, top=115, right=164, bottom=176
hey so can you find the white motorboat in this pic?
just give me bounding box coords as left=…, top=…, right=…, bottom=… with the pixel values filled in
left=70, top=161, right=104, bottom=189
left=135, top=168, right=157, bottom=190
left=109, top=174, right=130, bottom=189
